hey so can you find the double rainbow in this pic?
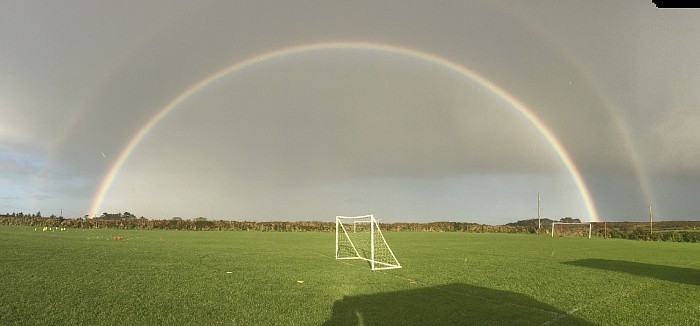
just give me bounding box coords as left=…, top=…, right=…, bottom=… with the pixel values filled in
left=89, top=41, right=600, bottom=222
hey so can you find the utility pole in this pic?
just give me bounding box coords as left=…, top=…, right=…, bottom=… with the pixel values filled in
left=537, top=192, right=541, bottom=229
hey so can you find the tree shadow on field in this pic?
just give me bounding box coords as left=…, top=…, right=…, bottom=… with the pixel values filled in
left=323, top=283, right=594, bottom=325
left=562, top=259, right=700, bottom=286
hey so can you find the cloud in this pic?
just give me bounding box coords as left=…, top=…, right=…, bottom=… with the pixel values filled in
left=0, top=158, right=43, bottom=179
left=123, top=52, right=566, bottom=186
left=653, top=105, right=700, bottom=176
left=4, top=1, right=700, bottom=221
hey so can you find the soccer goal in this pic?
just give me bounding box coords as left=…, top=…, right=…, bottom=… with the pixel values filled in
left=335, top=215, right=401, bottom=270
left=551, top=222, right=592, bottom=239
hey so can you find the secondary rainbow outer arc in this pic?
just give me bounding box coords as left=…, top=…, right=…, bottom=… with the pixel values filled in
left=492, top=3, right=656, bottom=218
left=89, top=41, right=600, bottom=222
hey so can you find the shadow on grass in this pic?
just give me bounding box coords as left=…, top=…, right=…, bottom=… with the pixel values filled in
left=563, top=259, right=700, bottom=286
left=323, top=283, right=594, bottom=325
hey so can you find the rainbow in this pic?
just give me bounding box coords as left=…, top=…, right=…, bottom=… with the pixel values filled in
left=89, top=41, right=600, bottom=221
left=491, top=5, right=656, bottom=218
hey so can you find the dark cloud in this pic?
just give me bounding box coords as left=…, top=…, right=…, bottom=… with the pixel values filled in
left=129, top=53, right=562, bottom=181
left=2, top=1, right=700, bottom=221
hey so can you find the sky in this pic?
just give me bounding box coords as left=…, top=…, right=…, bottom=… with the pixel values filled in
left=1, top=1, right=699, bottom=224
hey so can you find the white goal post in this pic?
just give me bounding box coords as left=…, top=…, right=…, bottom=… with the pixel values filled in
left=335, top=215, right=401, bottom=270
left=551, top=222, right=592, bottom=239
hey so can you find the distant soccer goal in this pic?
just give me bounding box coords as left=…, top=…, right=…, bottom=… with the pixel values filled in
left=335, top=215, right=401, bottom=271
left=551, top=222, right=592, bottom=239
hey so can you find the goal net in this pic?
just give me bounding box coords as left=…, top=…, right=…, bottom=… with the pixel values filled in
left=335, top=215, right=401, bottom=270
left=551, top=222, right=592, bottom=239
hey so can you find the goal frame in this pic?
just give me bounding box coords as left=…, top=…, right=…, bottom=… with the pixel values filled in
left=551, top=222, right=592, bottom=239
left=335, top=214, right=401, bottom=271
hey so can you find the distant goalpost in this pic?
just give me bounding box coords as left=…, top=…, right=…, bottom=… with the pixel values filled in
left=335, top=215, right=401, bottom=271
left=551, top=222, right=592, bottom=239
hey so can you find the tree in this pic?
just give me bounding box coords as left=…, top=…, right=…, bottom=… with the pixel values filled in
left=560, top=217, right=581, bottom=223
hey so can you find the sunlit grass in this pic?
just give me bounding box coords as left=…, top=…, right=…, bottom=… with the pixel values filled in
left=0, top=226, right=697, bottom=325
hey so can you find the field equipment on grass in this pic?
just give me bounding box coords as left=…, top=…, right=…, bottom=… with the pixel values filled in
left=335, top=214, right=401, bottom=270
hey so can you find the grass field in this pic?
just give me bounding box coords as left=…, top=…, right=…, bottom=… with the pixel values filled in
left=1, top=225, right=698, bottom=325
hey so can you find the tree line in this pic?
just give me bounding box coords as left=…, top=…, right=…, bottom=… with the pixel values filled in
left=509, top=218, right=700, bottom=242
left=0, top=214, right=538, bottom=233
left=0, top=214, right=698, bottom=242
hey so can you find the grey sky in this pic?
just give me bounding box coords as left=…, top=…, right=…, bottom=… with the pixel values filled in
left=1, top=1, right=699, bottom=223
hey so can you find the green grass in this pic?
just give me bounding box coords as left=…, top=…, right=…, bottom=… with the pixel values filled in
left=1, top=226, right=698, bottom=325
